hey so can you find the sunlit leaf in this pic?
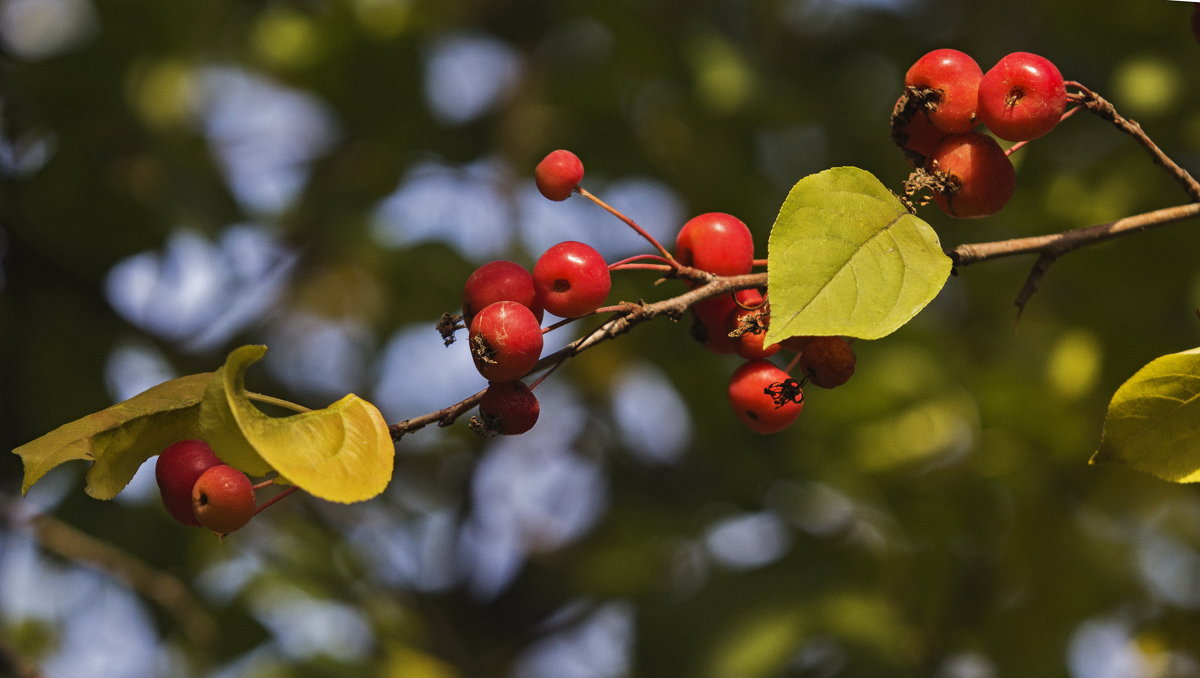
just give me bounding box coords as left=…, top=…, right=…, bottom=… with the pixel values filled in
left=198, top=345, right=274, bottom=476
left=764, top=166, right=952, bottom=343
left=1092, top=347, right=1200, bottom=482
left=198, top=345, right=395, bottom=503
left=12, top=373, right=212, bottom=499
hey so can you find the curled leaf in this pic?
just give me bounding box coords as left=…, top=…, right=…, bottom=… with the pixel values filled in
left=1092, top=347, right=1200, bottom=482
left=12, top=373, right=212, bottom=499
left=199, top=345, right=395, bottom=503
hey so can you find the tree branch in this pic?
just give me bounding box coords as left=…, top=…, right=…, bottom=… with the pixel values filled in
left=1069, top=82, right=1200, bottom=201
left=393, top=83, right=1200, bottom=439
left=388, top=270, right=767, bottom=440
left=949, top=202, right=1200, bottom=267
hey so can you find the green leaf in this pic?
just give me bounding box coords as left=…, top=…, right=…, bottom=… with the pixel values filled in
left=1092, top=347, right=1200, bottom=482
left=198, top=345, right=395, bottom=503
left=12, top=373, right=212, bottom=499
left=764, top=167, right=953, bottom=343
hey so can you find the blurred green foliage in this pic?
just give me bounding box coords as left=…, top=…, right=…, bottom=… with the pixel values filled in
left=3, top=1, right=1200, bottom=677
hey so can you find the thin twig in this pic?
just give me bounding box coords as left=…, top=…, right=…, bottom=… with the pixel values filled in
left=1068, top=81, right=1200, bottom=201
left=1005, top=105, right=1083, bottom=157
left=1014, top=252, right=1058, bottom=317
left=254, top=485, right=301, bottom=516
left=389, top=388, right=487, bottom=439
left=949, top=203, right=1200, bottom=266
left=389, top=271, right=767, bottom=439
left=577, top=187, right=678, bottom=263
left=608, top=254, right=674, bottom=269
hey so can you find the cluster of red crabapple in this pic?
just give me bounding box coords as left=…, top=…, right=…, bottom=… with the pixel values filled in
left=894, top=49, right=1068, bottom=218
left=163, top=49, right=1076, bottom=532
left=153, top=439, right=286, bottom=536
left=152, top=48, right=1073, bottom=534
left=149, top=151, right=859, bottom=536
left=455, top=149, right=857, bottom=439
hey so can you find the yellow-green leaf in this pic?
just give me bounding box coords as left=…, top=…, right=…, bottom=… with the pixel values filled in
left=12, top=373, right=212, bottom=499
left=764, top=166, right=952, bottom=344
left=198, top=345, right=274, bottom=476
left=1092, top=347, right=1200, bottom=482
left=198, top=345, right=395, bottom=503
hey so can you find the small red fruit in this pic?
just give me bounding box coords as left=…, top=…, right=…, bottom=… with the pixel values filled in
left=535, top=150, right=584, bottom=201
left=156, top=439, right=223, bottom=526
left=463, top=260, right=543, bottom=323
left=904, top=48, right=983, bottom=134
left=927, top=132, right=1016, bottom=219
left=977, top=52, right=1067, bottom=142
left=532, top=241, right=611, bottom=318
left=478, top=380, right=540, bottom=435
left=729, top=289, right=780, bottom=360
left=692, top=289, right=758, bottom=355
left=675, top=213, right=755, bottom=276
left=191, top=465, right=257, bottom=535
left=469, top=300, right=544, bottom=382
left=728, top=359, right=804, bottom=434
left=797, top=336, right=857, bottom=388
left=893, top=98, right=949, bottom=167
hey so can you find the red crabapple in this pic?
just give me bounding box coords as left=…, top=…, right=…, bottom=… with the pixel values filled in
left=535, top=150, right=584, bottom=201
left=728, top=359, right=804, bottom=434
left=728, top=289, right=780, bottom=360
left=797, top=336, right=857, bottom=388
left=191, top=465, right=257, bottom=535
left=675, top=212, right=755, bottom=276
left=736, top=325, right=780, bottom=360
left=927, top=132, right=1016, bottom=219
left=904, top=49, right=983, bottom=134
left=533, top=241, right=611, bottom=318
left=893, top=97, right=949, bottom=166
left=469, top=300, right=544, bottom=382
left=156, top=439, right=223, bottom=527
left=477, top=380, right=540, bottom=435
left=692, top=289, right=759, bottom=355
left=977, top=52, right=1067, bottom=142
left=463, top=260, right=543, bottom=323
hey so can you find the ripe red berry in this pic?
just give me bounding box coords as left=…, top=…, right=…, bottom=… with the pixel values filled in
left=977, top=52, right=1067, bottom=142
left=191, top=464, right=257, bottom=535
left=532, top=241, right=611, bottom=318
left=469, top=300, right=544, bottom=382
left=463, top=260, right=543, bottom=324
left=728, top=359, right=804, bottom=434
left=893, top=97, right=949, bottom=167
left=156, top=439, right=223, bottom=527
left=692, top=289, right=758, bottom=355
left=729, top=289, right=780, bottom=360
left=796, top=336, right=857, bottom=388
left=904, top=49, right=983, bottom=134
left=477, top=380, right=540, bottom=435
left=927, top=132, right=1016, bottom=219
left=535, top=149, right=584, bottom=201
left=675, top=212, right=755, bottom=276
